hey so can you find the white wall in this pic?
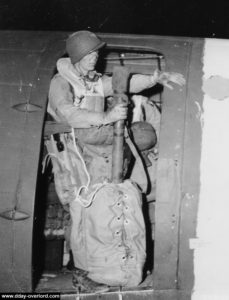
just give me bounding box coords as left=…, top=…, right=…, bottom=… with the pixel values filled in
left=192, top=39, right=229, bottom=300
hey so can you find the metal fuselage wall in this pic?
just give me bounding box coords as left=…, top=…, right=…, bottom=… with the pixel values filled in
left=0, top=31, right=207, bottom=298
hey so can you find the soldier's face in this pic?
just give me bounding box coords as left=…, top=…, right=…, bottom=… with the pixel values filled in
left=78, top=51, right=99, bottom=72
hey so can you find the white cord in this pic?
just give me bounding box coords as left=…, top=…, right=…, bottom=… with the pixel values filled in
left=71, top=128, right=102, bottom=207
left=47, top=130, right=107, bottom=208
left=42, top=153, right=51, bottom=174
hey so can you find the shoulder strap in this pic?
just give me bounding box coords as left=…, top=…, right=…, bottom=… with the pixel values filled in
left=124, top=128, right=148, bottom=193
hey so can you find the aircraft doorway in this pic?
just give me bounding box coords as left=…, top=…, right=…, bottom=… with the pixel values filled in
left=33, top=46, right=164, bottom=295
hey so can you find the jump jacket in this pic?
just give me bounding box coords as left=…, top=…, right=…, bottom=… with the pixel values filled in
left=48, top=57, right=156, bottom=128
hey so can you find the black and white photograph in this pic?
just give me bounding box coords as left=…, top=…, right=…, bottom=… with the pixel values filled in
left=0, top=1, right=229, bottom=299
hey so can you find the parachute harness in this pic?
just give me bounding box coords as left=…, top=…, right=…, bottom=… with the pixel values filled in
left=43, top=128, right=107, bottom=208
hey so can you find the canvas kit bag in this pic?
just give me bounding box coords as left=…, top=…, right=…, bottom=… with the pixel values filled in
left=45, top=129, right=146, bottom=286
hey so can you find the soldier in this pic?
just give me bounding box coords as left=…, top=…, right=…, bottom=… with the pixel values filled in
left=47, top=30, right=185, bottom=293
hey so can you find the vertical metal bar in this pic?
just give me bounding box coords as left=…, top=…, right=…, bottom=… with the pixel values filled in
left=111, top=66, right=129, bottom=184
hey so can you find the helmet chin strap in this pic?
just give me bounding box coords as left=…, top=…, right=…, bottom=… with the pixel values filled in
left=74, top=63, right=100, bottom=82
left=74, top=63, right=88, bottom=77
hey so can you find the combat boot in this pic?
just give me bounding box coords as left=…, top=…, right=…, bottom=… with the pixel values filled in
left=72, top=267, right=109, bottom=293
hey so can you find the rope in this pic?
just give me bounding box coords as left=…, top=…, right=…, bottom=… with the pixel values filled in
left=71, top=128, right=106, bottom=208
left=44, top=129, right=108, bottom=208
left=42, top=153, right=51, bottom=174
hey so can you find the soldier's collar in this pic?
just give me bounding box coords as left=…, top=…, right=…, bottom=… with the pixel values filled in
left=80, top=71, right=102, bottom=82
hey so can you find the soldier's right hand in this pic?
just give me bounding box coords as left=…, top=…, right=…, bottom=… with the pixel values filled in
left=103, top=103, right=128, bottom=124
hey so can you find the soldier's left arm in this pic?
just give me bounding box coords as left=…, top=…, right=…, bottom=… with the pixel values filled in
left=102, top=71, right=185, bottom=96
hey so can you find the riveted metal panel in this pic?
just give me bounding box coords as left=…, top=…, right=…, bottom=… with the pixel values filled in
left=0, top=85, right=31, bottom=125
left=39, top=33, right=67, bottom=70
left=152, top=38, right=192, bottom=290
left=178, top=40, right=204, bottom=292
left=0, top=51, right=41, bottom=86
left=0, top=31, right=48, bottom=51
left=0, top=31, right=51, bottom=292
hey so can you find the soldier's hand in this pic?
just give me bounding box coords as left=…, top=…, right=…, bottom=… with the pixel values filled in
left=155, top=70, right=186, bottom=90
left=103, top=103, right=128, bottom=124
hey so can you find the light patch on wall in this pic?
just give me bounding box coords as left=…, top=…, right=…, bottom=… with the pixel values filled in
left=203, top=75, right=229, bottom=100
left=192, top=38, right=229, bottom=300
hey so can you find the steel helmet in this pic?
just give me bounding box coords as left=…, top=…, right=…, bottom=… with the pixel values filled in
left=131, top=121, right=157, bottom=151
left=66, top=30, right=106, bottom=64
